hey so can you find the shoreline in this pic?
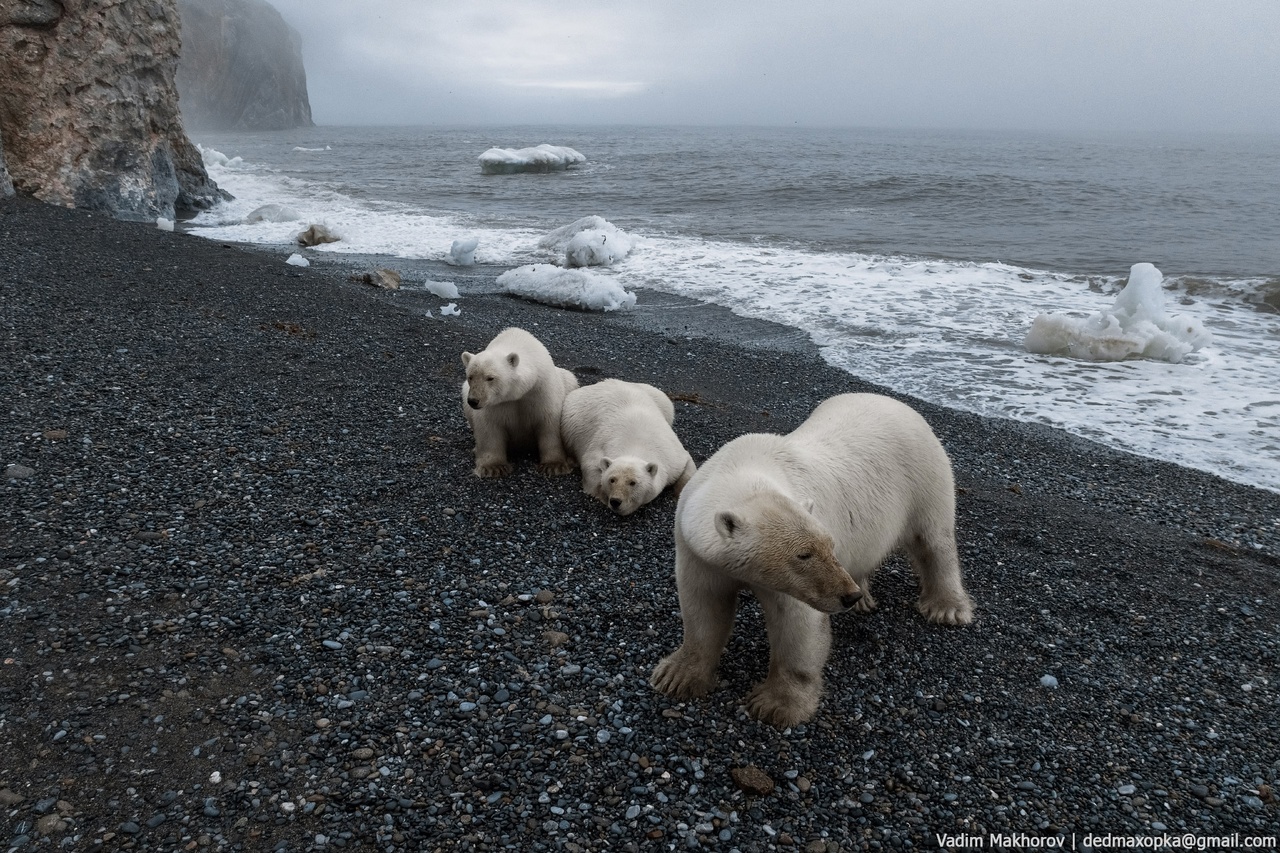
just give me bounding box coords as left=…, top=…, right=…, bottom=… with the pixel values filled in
left=3, top=196, right=1279, bottom=849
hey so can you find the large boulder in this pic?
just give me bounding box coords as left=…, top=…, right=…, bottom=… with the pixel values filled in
left=176, top=0, right=314, bottom=131
left=0, top=0, right=226, bottom=219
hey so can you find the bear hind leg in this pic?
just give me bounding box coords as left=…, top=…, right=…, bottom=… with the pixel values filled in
left=744, top=591, right=831, bottom=728
left=907, top=527, right=973, bottom=625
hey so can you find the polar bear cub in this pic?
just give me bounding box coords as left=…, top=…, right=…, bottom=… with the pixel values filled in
left=651, top=393, right=974, bottom=728
left=561, top=379, right=697, bottom=515
left=460, top=327, right=579, bottom=477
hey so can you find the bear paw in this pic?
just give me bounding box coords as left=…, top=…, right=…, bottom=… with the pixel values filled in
left=852, top=591, right=878, bottom=613
left=650, top=654, right=717, bottom=700
left=744, top=680, right=820, bottom=729
left=474, top=461, right=513, bottom=478
left=917, top=595, right=974, bottom=626
left=537, top=459, right=575, bottom=476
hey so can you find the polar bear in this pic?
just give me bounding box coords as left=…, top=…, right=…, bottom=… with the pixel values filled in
left=650, top=393, right=973, bottom=728
left=460, top=327, right=579, bottom=477
left=561, top=379, right=697, bottom=515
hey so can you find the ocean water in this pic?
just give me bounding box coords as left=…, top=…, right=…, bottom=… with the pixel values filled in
left=185, top=125, right=1280, bottom=493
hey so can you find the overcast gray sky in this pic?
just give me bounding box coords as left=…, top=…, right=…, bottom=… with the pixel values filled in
left=267, top=0, right=1280, bottom=133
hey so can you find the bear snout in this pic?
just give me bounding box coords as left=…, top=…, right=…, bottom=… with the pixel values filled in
left=839, top=591, right=863, bottom=610
left=609, top=497, right=622, bottom=510
left=467, top=397, right=481, bottom=409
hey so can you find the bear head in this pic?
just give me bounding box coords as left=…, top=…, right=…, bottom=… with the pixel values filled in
left=460, top=348, right=535, bottom=410
left=599, top=456, right=662, bottom=516
left=713, top=493, right=861, bottom=614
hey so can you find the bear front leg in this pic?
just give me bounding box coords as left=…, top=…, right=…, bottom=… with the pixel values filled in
left=651, top=549, right=739, bottom=701
left=534, top=419, right=574, bottom=476
left=470, top=418, right=513, bottom=478
left=744, top=590, right=831, bottom=728
left=671, top=457, right=697, bottom=499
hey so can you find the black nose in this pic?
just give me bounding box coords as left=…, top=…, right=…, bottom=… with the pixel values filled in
left=609, top=498, right=621, bottom=509
left=467, top=398, right=480, bottom=409
left=840, top=592, right=863, bottom=609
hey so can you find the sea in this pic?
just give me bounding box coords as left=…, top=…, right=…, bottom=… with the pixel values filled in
left=184, top=125, right=1280, bottom=494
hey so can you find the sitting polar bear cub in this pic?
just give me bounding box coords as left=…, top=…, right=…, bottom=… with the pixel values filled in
left=460, top=327, right=578, bottom=477
left=561, top=379, right=697, bottom=515
left=651, top=393, right=974, bottom=728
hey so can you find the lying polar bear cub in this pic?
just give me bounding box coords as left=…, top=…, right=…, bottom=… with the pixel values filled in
left=651, top=392, right=974, bottom=728
left=561, top=379, right=697, bottom=515
left=460, top=327, right=579, bottom=477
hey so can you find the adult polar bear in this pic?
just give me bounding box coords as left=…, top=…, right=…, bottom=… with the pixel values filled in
left=561, top=379, right=697, bottom=515
left=461, top=327, right=578, bottom=477
left=651, top=393, right=974, bottom=728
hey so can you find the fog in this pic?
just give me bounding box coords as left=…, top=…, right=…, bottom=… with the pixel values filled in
left=267, top=0, right=1280, bottom=133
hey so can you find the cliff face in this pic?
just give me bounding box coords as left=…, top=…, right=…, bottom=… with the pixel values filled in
left=0, top=129, right=13, bottom=198
left=0, top=0, right=226, bottom=219
left=177, top=0, right=314, bottom=131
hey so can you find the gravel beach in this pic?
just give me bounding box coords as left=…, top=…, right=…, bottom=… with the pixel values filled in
left=2, top=196, right=1278, bottom=852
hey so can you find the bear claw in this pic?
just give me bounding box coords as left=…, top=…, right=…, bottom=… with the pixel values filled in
left=537, top=459, right=575, bottom=476
left=918, top=597, right=974, bottom=625
left=650, top=657, right=716, bottom=700
left=474, top=462, right=513, bottom=478
left=745, top=682, right=819, bottom=729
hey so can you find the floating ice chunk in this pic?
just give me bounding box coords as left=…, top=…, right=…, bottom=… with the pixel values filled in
left=197, top=144, right=242, bottom=169
left=293, top=145, right=332, bottom=152
left=244, top=203, right=301, bottom=224
left=498, top=264, right=637, bottom=312
left=1040, top=674, right=1059, bottom=689
left=538, top=216, right=633, bottom=268
left=1025, top=263, right=1211, bottom=363
left=155, top=217, right=174, bottom=232
left=286, top=253, right=309, bottom=267
left=440, top=303, right=461, bottom=316
left=478, top=144, right=586, bottom=175
left=296, top=223, right=341, bottom=246
left=448, top=237, right=479, bottom=266
left=425, top=280, right=460, bottom=299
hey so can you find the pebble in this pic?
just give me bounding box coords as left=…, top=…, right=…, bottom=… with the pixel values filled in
left=322, top=640, right=343, bottom=650
left=1039, top=674, right=1059, bottom=688
left=1118, top=784, right=1136, bottom=795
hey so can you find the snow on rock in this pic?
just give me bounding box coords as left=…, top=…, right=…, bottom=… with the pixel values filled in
left=478, top=144, right=585, bottom=175
left=285, top=253, right=309, bottom=267
left=244, top=203, right=301, bottom=224
left=538, top=215, right=633, bottom=268
left=425, top=280, right=460, bottom=299
left=497, top=264, right=636, bottom=312
left=448, top=237, right=479, bottom=266
left=1024, top=263, right=1211, bottom=363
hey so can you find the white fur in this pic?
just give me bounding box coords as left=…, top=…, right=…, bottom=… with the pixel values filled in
left=651, top=393, right=974, bottom=728
left=560, top=379, right=697, bottom=515
left=460, top=327, right=578, bottom=478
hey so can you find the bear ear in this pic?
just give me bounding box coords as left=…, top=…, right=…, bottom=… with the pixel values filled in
left=599, top=457, right=612, bottom=471
left=645, top=462, right=659, bottom=477
left=715, top=510, right=744, bottom=540
left=507, top=352, right=520, bottom=368
left=461, top=351, right=473, bottom=367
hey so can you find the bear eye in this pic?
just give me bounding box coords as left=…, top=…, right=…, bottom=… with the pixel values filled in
left=797, top=552, right=813, bottom=561
left=486, top=376, right=495, bottom=382
left=628, top=480, right=636, bottom=487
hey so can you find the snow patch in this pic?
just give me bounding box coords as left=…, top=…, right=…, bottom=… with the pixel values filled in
left=498, top=264, right=636, bottom=312
left=425, top=280, right=460, bottom=299
left=286, top=253, right=309, bottom=267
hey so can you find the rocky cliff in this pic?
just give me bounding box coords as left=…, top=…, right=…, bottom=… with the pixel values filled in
left=0, top=0, right=226, bottom=219
left=0, top=128, right=13, bottom=198
left=177, top=0, right=314, bottom=131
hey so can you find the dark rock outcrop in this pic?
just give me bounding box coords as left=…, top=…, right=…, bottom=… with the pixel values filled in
left=0, top=0, right=226, bottom=219
left=177, top=0, right=314, bottom=131
left=0, top=128, right=13, bottom=198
